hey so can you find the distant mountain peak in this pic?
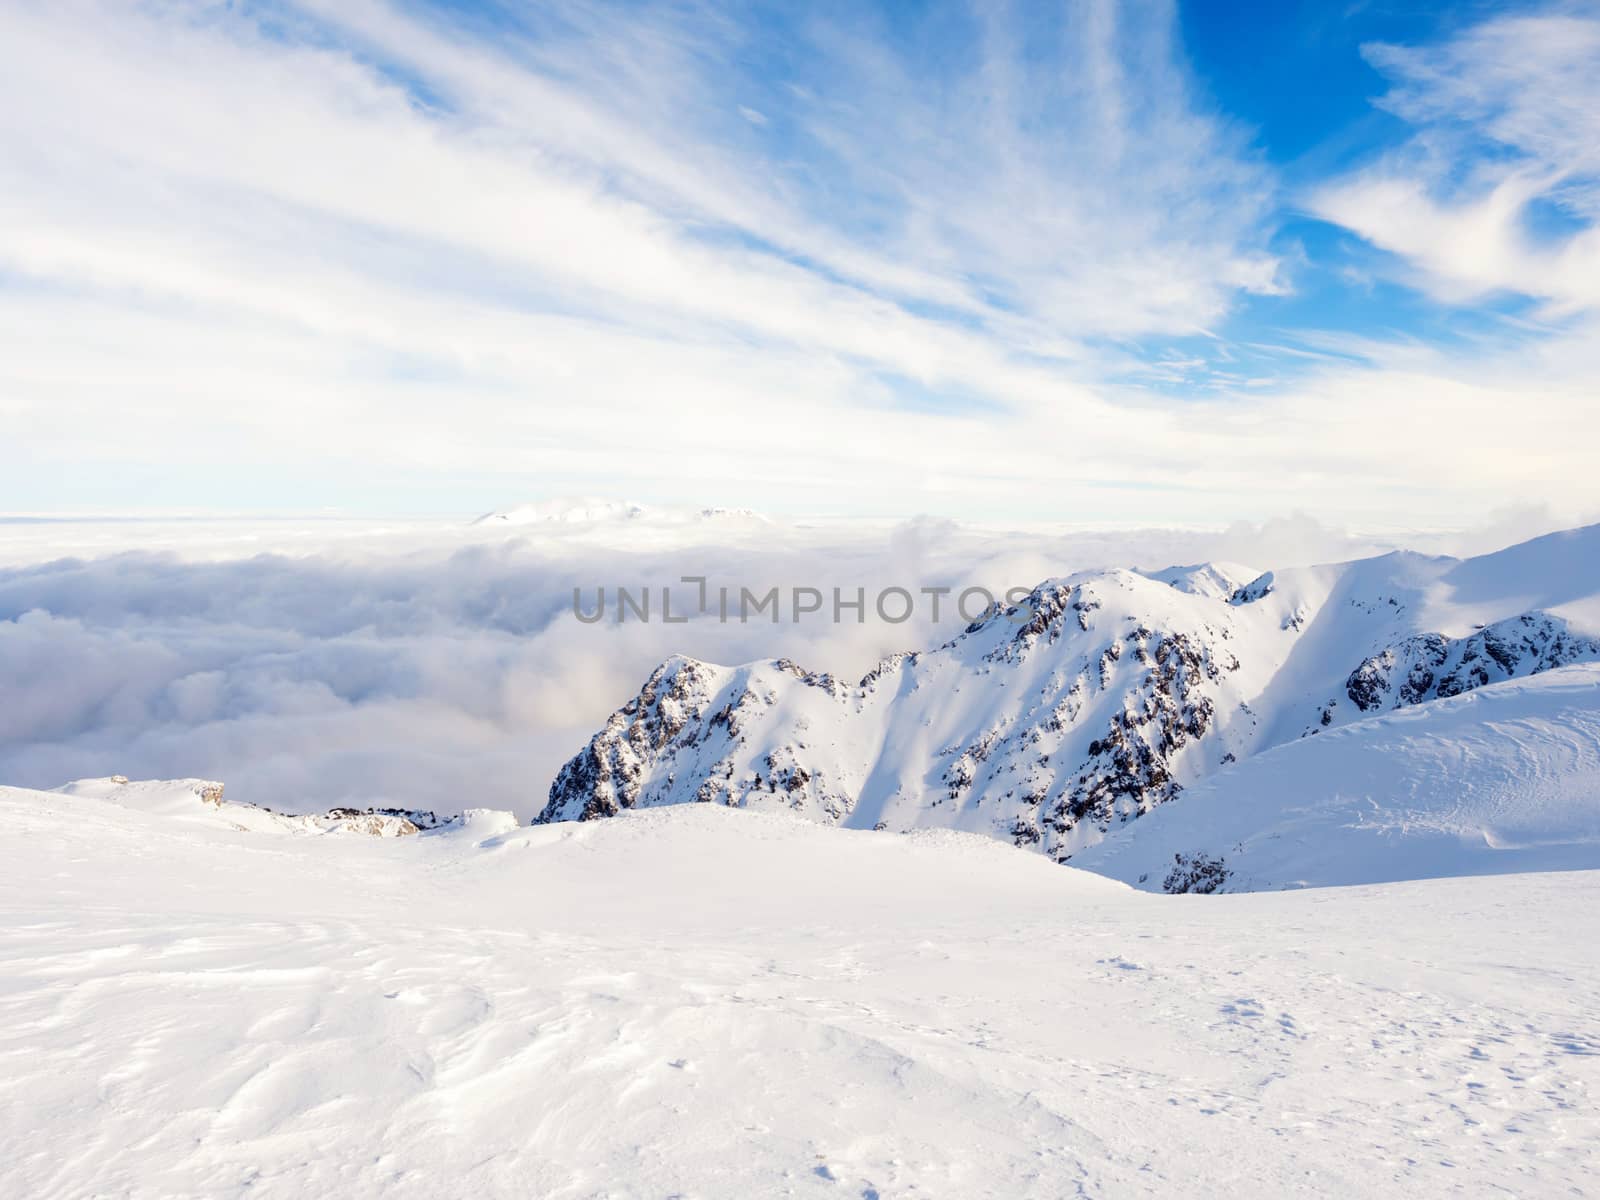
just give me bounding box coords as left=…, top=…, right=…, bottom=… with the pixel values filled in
left=473, top=498, right=769, bottom=527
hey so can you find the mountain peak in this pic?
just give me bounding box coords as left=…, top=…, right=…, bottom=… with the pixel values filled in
left=540, top=526, right=1600, bottom=861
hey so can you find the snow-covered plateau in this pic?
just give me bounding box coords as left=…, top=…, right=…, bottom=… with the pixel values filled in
left=2, top=777, right=1597, bottom=1198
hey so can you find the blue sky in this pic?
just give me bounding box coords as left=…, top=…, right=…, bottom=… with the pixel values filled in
left=0, top=0, right=1596, bottom=525
left=1176, top=0, right=1561, bottom=364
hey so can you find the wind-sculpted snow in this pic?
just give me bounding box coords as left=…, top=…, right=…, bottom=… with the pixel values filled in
left=4, top=784, right=1599, bottom=1197
left=546, top=525, right=1600, bottom=862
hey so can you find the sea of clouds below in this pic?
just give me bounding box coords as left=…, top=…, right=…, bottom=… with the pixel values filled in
left=0, top=507, right=1574, bottom=821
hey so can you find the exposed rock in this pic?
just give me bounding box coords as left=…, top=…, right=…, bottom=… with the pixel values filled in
left=207, top=787, right=445, bottom=836
left=1228, top=572, right=1275, bottom=605
left=1346, top=612, right=1600, bottom=714
left=1041, top=630, right=1221, bottom=858
left=1163, top=851, right=1230, bottom=894
left=543, top=656, right=729, bottom=822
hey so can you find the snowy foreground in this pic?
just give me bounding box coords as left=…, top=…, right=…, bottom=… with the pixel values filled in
left=3, top=784, right=1597, bottom=1198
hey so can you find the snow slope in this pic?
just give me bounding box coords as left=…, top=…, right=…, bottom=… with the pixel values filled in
left=2, top=783, right=1598, bottom=1197
left=543, top=525, right=1600, bottom=860
left=1071, top=664, right=1600, bottom=892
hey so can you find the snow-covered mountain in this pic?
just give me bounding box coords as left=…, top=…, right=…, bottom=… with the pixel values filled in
left=1071, top=664, right=1600, bottom=892
left=541, top=525, right=1600, bottom=863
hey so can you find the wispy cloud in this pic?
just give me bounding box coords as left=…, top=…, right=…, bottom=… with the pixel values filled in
left=1310, top=9, right=1600, bottom=314
left=0, top=1, right=1596, bottom=523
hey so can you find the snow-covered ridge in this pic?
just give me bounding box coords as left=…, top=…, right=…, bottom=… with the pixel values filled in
left=474, top=497, right=769, bottom=527
left=542, top=525, right=1600, bottom=864
left=44, top=776, right=496, bottom=837
left=1343, top=611, right=1600, bottom=714
left=1137, top=560, right=1260, bottom=600
left=1071, top=664, right=1600, bottom=892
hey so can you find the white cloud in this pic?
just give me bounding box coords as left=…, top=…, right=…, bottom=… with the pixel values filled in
left=0, top=2, right=1596, bottom=525
left=0, top=0, right=1292, bottom=516
left=1310, top=10, right=1600, bottom=314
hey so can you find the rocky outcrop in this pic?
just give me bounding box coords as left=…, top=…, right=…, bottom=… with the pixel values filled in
left=208, top=787, right=450, bottom=836
left=1163, top=851, right=1230, bottom=894
left=52, top=777, right=461, bottom=838
left=1042, top=631, right=1222, bottom=848
left=1346, top=612, right=1600, bottom=714
left=319, top=806, right=456, bottom=836
left=542, top=656, right=730, bottom=822
left=1228, top=572, right=1275, bottom=605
